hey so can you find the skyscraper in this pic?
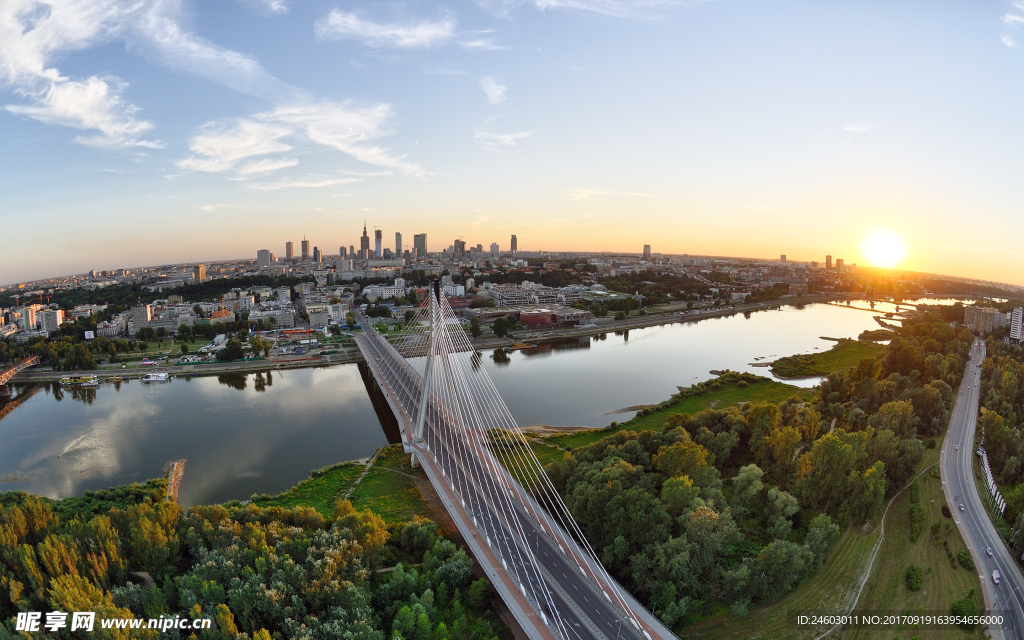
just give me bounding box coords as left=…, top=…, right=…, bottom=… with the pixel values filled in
left=374, top=229, right=382, bottom=258
left=490, top=242, right=499, bottom=254
left=285, top=241, right=293, bottom=260
left=350, top=244, right=355, bottom=258
left=836, top=258, right=844, bottom=272
left=395, top=232, right=402, bottom=257
left=313, top=246, right=321, bottom=263
left=257, top=249, right=271, bottom=268
left=780, top=254, right=787, bottom=263
left=643, top=244, right=651, bottom=260
left=454, top=239, right=466, bottom=256
left=825, top=254, right=832, bottom=270
left=193, top=264, right=206, bottom=282
left=414, top=233, right=427, bottom=258
left=339, top=246, right=347, bottom=259
left=360, top=223, right=370, bottom=260
left=510, top=235, right=518, bottom=252
left=301, top=238, right=310, bottom=261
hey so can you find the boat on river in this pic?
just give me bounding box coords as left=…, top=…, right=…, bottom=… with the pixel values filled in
left=60, top=373, right=98, bottom=386
left=141, top=373, right=169, bottom=382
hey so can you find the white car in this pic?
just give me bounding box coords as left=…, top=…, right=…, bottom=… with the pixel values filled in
left=956, top=445, right=960, bottom=450
left=959, top=504, right=965, bottom=512
left=987, top=548, right=994, bottom=557
left=993, top=569, right=1002, bottom=585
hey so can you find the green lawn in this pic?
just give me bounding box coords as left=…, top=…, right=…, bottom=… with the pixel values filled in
left=349, top=444, right=429, bottom=523
left=251, top=463, right=364, bottom=517
left=546, top=378, right=814, bottom=450
left=771, top=339, right=885, bottom=378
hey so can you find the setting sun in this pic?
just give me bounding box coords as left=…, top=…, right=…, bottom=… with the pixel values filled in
left=861, top=229, right=907, bottom=269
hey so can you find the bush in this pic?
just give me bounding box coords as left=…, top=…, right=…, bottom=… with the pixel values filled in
left=941, top=505, right=951, bottom=518
left=910, top=506, right=924, bottom=542
left=957, top=548, right=975, bottom=571
left=906, top=564, right=923, bottom=591
left=737, top=381, right=748, bottom=388
left=951, top=590, right=979, bottom=628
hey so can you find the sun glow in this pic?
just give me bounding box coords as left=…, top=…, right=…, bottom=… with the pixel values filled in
left=861, top=229, right=907, bottom=269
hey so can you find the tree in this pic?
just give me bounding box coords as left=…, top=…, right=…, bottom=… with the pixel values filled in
left=492, top=317, right=510, bottom=338
left=176, top=324, right=192, bottom=341
left=765, top=488, right=799, bottom=539
left=731, top=464, right=764, bottom=515
left=469, top=317, right=482, bottom=338
left=180, top=344, right=189, bottom=355
left=405, top=310, right=415, bottom=323
left=217, top=340, right=245, bottom=362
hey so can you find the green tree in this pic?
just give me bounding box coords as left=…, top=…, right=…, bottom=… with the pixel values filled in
left=469, top=317, right=482, bottom=338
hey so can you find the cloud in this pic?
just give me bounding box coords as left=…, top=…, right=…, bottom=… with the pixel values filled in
left=564, top=188, right=653, bottom=200
left=178, top=101, right=422, bottom=177
left=842, top=123, right=872, bottom=132
left=476, top=0, right=713, bottom=19
left=479, top=77, right=507, bottom=104
left=1002, top=34, right=1017, bottom=47
left=1003, top=13, right=1024, bottom=25
left=0, top=0, right=291, bottom=147
left=199, top=204, right=231, bottom=212
left=475, top=129, right=536, bottom=151
left=237, top=157, right=299, bottom=174
left=460, top=39, right=506, bottom=50
left=177, top=120, right=293, bottom=173
left=246, top=177, right=364, bottom=190
left=315, top=10, right=456, bottom=48
left=240, top=0, right=289, bottom=14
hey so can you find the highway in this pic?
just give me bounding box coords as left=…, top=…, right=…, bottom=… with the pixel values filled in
left=354, top=310, right=673, bottom=640
left=942, top=339, right=1024, bottom=639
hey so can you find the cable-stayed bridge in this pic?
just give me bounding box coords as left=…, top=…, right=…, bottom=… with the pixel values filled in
left=355, top=282, right=677, bottom=640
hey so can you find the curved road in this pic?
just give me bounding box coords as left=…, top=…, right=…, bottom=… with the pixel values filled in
left=941, top=338, right=1024, bottom=639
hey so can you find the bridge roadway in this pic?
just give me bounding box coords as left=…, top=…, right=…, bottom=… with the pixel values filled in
left=354, top=316, right=676, bottom=640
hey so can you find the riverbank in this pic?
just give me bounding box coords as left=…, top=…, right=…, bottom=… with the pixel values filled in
left=10, top=294, right=837, bottom=383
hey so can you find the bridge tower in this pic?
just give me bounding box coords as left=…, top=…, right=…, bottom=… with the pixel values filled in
left=410, top=280, right=442, bottom=468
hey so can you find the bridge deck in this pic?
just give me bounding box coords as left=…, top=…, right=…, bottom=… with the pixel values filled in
left=354, top=314, right=676, bottom=640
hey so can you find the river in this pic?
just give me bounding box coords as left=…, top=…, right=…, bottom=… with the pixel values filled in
left=0, top=299, right=956, bottom=506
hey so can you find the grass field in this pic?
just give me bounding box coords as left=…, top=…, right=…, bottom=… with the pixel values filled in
left=349, top=444, right=430, bottom=523
left=252, top=463, right=364, bottom=517
left=771, top=340, right=885, bottom=378
left=545, top=378, right=815, bottom=450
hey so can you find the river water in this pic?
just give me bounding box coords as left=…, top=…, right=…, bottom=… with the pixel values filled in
left=0, top=300, right=955, bottom=506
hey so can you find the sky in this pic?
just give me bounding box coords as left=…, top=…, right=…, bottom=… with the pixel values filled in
left=2, top=0, right=1024, bottom=286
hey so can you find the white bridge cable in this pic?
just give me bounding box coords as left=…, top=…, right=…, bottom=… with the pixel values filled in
left=428, top=306, right=572, bottom=640
left=429, top=294, right=641, bottom=629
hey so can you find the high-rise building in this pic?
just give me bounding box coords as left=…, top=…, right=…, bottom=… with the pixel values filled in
left=395, top=232, right=402, bottom=257
left=301, top=238, right=310, bottom=261
left=1011, top=308, right=1023, bottom=342
left=313, top=246, right=322, bottom=263
left=454, top=239, right=466, bottom=256
left=414, top=233, right=427, bottom=258
left=825, top=254, right=832, bottom=270
left=339, top=246, right=347, bottom=259
left=836, top=259, right=844, bottom=272
left=490, top=242, right=499, bottom=254
left=375, top=229, right=382, bottom=258
left=643, top=245, right=651, bottom=260
left=285, top=242, right=294, bottom=261
left=360, top=223, right=370, bottom=260
left=383, top=248, right=394, bottom=259
left=193, top=264, right=206, bottom=283
left=39, top=309, right=64, bottom=335
left=350, top=245, right=355, bottom=258
left=257, top=249, right=271, bottom=268
left=780, top=254, right=787, bottom=263
left=510, top=235, right=518, bottom=253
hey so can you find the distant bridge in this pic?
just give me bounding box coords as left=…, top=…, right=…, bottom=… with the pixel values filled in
left=0, top=356, right=39, bottom=398
left=355, top=283, right=675, bottom=640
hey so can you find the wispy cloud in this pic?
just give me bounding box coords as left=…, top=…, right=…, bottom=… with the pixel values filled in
left=247, top=177, right=364, bottom=190
left=479, top=77, right=507, bottom=105
left=475, top=129, right=536, bottom=151
left=564, top=188, right=653, bottom=200
left=0, top=0, right=294, bottom=148
left=460, top=38, right=506, bottom=50
left=1002, top=34, right=1017, bottom=48
left=178, top=101, right=422, bottom=177
left=842, top=123, right=872, bottom=133
left=476, top=0, right=713, bottom=19
left=199, top=204, right=232, bottom=212
left=1003, top=13, right=1024, bottom=25
left=241, top=0, right=289, bottom=14
left=315, top=10, right=456, bottom=48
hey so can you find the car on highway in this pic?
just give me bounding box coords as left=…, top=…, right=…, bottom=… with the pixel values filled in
left=993, top=569, right=1002, bottom=585
left=960, top=504, right=965, bottom=511
left=956, top=445, right=960, bottom=450
left=987, top=548, right=994, bottom=557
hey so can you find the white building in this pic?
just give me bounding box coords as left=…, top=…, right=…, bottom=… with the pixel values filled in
left=1011, top=307, right=1023, bottom=342
left=39, top=309, right=65, bottom=335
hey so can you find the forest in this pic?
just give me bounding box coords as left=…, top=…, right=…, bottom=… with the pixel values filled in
left=0, top=485, right=503, bottom=640
left=544, top=313, right=973, bottom=625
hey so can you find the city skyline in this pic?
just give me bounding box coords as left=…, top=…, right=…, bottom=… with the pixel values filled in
left=3, top=2, right=1024, bottom=285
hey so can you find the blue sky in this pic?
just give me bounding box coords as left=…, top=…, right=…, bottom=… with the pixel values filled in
left=2, top=0, right=1024, bottom=285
